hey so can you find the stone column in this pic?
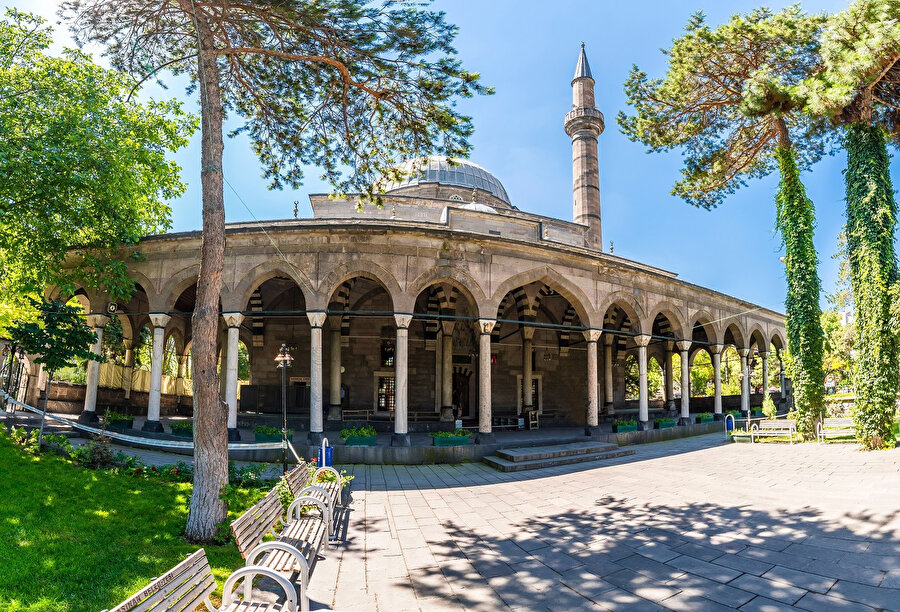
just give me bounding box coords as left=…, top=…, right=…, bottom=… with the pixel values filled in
left=760, top=351, right=769, bottom=405
left=143, top=313, right=170, bottom=432
left=222, top=313, right=243, bottom=441
left=585, top=330, right=601, bottom=437
left=664, top=342, right=675, bottom=412
left=677, top=340, right=692, bottom=426
left=711, top=344, right=724, bottom=418
left=779, top=354, right=786, bottom=401
left=604, top=335, right=615, bottom=416
left=476, top=319, right=496, bottom=444
left=636, top=335, right=652, bottom=430
left=522, top=326, right=535, bottom=412
left=328, top=316, right=342, bottom=421
left=122, top=339, right=135, bottom=401
left=440, top=321, right=455, bottom=422
left=739, top=347, right=751, bottom=416
left=79, top=313, right=109, bottom=424
left=307, top=312, right=326, bottom=445
left=392, top=314, right=412, bottom=446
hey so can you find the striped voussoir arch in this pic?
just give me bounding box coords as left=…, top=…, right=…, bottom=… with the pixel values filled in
left=250, top=289, right=264, bottom=348
left=558, top=304, right=581, bottom=356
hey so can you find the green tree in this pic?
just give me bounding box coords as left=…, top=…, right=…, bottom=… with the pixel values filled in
left=7, top=298, right=101, bottom=446
left=801, top=0, right=900, bottom=449
left=821, top=310, right=854, bottom=388
left=64, top=0, right=491, bottom=541
left=618, top=7, right=827, bottom=439
left=0, top=10, right=193, bottom=316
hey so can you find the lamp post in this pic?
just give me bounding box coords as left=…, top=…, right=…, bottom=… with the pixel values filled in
left=274, top=343, right=293, bottom=474
left=738, top=355, right=758, bottom=431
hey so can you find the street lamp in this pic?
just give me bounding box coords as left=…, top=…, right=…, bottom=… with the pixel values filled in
left=274, top=343, right=293, bottom=474
left=738, top=356, right=758, bottom=431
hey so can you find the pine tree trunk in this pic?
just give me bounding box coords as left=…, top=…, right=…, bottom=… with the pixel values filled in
left=844, top=123, right=899, bottom=450
left=182, top=1, right=229, bottom=542
left=773, top=141, right=825, bottom=441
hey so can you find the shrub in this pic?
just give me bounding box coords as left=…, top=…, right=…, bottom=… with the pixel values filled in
left=654, top=418, right=676, bottom=425
left=430, top=428, right=472, bottom=438
left=339, top=425, right=377, bottom=440
left=614, top=419, right=637, bottom=426
left=169, top=421, right=193, bottom=433
left=697, top=412, right=713, bottom=419
left=762, top=394, right=778, bottom=419
left=103, top=409, right=131, bottom=424
left=253, top=425, right=290, bottom=436
left=70, top=435, right=114, bottom=468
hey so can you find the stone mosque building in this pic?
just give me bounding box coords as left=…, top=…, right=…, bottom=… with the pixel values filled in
left=19, top=46, right=786, bottom=445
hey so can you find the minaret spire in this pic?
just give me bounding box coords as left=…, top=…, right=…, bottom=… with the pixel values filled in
left=564, top=44, right=605, bottom=251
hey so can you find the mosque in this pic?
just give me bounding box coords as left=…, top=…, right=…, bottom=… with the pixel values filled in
left=18, top=47, right=786, bottom=445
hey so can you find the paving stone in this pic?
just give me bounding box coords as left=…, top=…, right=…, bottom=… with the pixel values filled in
left=665, top=555, right=741, bottom=584
left=803, top=559, right=885, bottom=587
left=660, top=592, right=737, bottom=611
left=827, top=579, right=900, bottom=610
left=591, top=587, right=666, bottom=611
left=729, top=574, right=807, bottom=605
left=763, top=565, right=836, bottom=594
left=713, top=552, right=775, bottom=577
left=738, top=595, right=800, bottom=611
left=636, top=542, right=681, bottom=563
left=794, top=591, right=877, bottom=611
left=665, top=573, right=755, bottom=608
left=605, top=569, right=683, bottom=603
left=670, top=542, right=724, bottom=562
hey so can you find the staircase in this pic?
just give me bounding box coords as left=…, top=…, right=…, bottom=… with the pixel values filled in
left=483, top=440, right=635, bottom=472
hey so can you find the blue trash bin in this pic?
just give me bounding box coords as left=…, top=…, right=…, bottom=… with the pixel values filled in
left=317, top=445, right=334, bottom=467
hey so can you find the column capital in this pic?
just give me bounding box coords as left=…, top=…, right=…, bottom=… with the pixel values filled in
left=86, top=313, right=110, bottom=329
left=521, top=326, right=536, bottom=341
left=634, top=334, right=652, bottom=348
left=440, top=320, right=456, bottom=335
left=222, top=312, right=244, bottom=328
left=665, top=340, right=674, bottom=352
left=123, top=339, right=136, bottom=351
left=327, top=315, right=343, bottom=330
left=307, top=311, right=327, bottom=328
left=676, top=340, right=692, bottom=353
left=737, top=347, right=750, bottom=358
left=708, top=343, right=724, bottom=355
left=583, top=329, right=602, bottom=343
left=758, top=350, right=770, bottom=358
left=394, top=313, right=413, bottom=329
left=149, top=313, right=171, bottom=329
left=477, top=319, right=496, bottom=335
left=604, top=333, right=615, bottom=346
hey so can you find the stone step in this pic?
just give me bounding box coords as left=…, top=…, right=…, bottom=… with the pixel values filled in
left=483, top=447, right=635, bottom=472
left=497, top=440, right=620, bottom=462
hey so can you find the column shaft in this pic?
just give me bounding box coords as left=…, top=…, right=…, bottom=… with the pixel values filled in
left=713, top=352, right=723, bottom=415
left=83, top=326, right=105, bottom=416
left=123, top=344, right=134, bottom=400
left=664, top=348, right=675, bottom=410
left=309, top=321, right=324, bottom=440
left=680, top=349, right=691, bottom=421
left=142, top=314, right=169, bottom=433
left=441, top=323, right=454, bottom=421
left=761, top=354, right=769, bottom=402
left=224, top=324, right=240, bottom=429
left=586, top=336, right=599, bottom=434
left=638, top=343, right=649, bottom=425
left=329, top=326, right=341, bottom=419
left=604, top=340, right=614, bottom=415
left=522, top=337, right=533, bottom=410
left=394, top=327, right=408, bottom=435
left=740, top=351, right=750, bottom=415
left=476, top=320, right=495, bottom=444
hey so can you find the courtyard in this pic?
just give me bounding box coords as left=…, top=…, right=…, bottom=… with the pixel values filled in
left=304, top=434, right=900, bottom=611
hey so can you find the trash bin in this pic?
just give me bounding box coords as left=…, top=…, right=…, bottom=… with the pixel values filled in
left=317, top=444, right=334, bottom=467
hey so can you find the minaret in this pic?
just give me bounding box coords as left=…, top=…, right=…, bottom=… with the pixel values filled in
left=564, top=43, right=605, bottom=251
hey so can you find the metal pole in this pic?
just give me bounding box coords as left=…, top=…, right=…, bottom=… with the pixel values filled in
left=38, top=369, right=53, bottom=449
left=3, top=345, right=16, bottom=410
left=281, top=359, right=288, bottom=475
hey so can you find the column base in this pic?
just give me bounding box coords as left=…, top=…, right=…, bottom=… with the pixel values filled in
left=603, top=402, right=614, bottom=415
left=307, top=431, right=324, bottom=446
left=326, top=405, right=342, bottom=421
left=475, top=432, right=496, bottom=445
left=713, top=413, right=724, bottom=421
left=227, top=427, right=241, bottom=442
left=666, top=400, right=676, bottom=412
left=391, top=433, right=411, bottom=447
left=677, top=417, right=692, bottom=426
left=77, top=411, right=99, bottom=425
left=638, top=420, right=652, bottom=431
left=142, top=419, right=164, bottom=433
left=439, top=406, right=455, bottom=422
left=584, top=425, right=602, bottom=438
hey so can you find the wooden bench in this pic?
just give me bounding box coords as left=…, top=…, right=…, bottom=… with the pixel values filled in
left=341, top=408, right=371, bottom=421
left=103, top=549, right=297, bottom=612
left=230, top=489, right=329, bottom=611
left=750, top=419, right=797, bottom=444
left=284, top=463, right=343, bottom=537
left=817, top=417, right=855, bottom=443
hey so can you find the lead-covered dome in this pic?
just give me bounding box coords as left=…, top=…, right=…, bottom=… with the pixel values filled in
left=378, top=156, right=511, bottom=206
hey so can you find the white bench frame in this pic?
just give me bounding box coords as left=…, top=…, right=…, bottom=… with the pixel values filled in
left=817, top=417, right=855, bottom=443
left=750, top=419, right=797, bottom=444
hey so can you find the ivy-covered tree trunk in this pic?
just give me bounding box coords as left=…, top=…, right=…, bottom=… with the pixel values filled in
left=774, top=144, right=825, bottom=440
left=845, top=123, right=899, bottom=450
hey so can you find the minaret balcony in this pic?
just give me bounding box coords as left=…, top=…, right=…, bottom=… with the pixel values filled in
left=564, top=106, right=605, bottom=136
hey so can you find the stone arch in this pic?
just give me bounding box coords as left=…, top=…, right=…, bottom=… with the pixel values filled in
left=598, top=291, right=644, bottom=336
left=689, top=309, right=720, bottom=346
left=722, top=322, right=746, bottom=349
left=769, top=327, right=786, bottom=353
left=490, top=267, right=595, bottom=328
left=644, top=300, right=688, bottom=341
left=225, top=260, right=315, bottom=313
left=319, top=260, right=401, bottom=312
left=748, top=324, right=768, bottom=353
left=157, top=265, right=201, bottom=313
left=405, top=266, right=487, bottom=315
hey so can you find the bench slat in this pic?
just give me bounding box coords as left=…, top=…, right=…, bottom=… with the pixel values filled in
left=108, top=550, right=213, bottom=612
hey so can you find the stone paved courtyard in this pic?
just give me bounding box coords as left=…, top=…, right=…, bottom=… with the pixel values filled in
left=304, top=434, right=900, bottom=611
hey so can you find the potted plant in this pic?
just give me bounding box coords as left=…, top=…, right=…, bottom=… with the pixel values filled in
left=654, top=417, right=676, bottom=429
left=695, top=412, right=714, bottom=424
left=612, top=418, right=637, bottom=433
left=340, top=425, right=377, bottom=446
left=254, top=425, right=291, bottom=443
left=103, top=408, right=133, bottom=431
left=169, top=421, right=193, bottom=438
left=751, top=407, right=764, bottom=417
left=430, top=428, right=472, bottom=446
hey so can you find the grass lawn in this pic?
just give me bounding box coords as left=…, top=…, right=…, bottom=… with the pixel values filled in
left=0, top=436, right=263, bottom=612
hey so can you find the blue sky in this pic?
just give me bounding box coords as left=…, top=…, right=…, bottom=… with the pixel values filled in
left=14, top=0, right=877, bottom=313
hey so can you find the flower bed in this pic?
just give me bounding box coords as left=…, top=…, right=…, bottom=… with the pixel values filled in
left=613, top=420, right=637, bottom=433
left=340, top=426, right=377, bottom=446
left=253, top=426, right=292, bottom=443
left=695, top=413, right=714, bottom=424
left=430, top=429, right=472, bottom=446
left=169, top=422, right=193, bottom=438
left=654, top=418, right=676, bottom=429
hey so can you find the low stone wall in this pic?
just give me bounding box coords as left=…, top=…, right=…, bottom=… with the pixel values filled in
left=42, top=381, right=192, bottom=416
